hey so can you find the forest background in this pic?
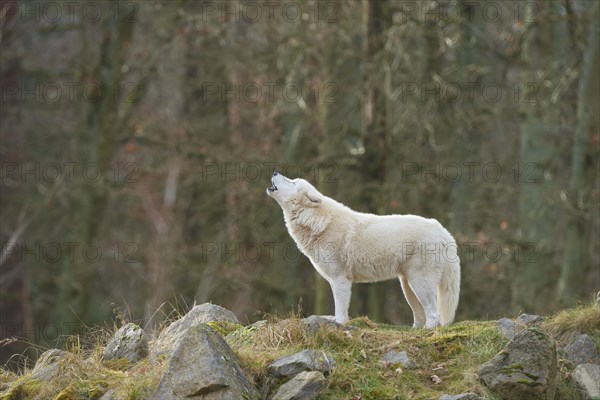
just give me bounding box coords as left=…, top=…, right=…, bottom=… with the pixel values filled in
left=0, top=0, right=598, bottom=367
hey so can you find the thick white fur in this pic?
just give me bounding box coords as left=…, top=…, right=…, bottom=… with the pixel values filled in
left=267, top=173, right=460, bottom=328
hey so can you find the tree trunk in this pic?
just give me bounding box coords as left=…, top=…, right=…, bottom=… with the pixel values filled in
left=56, top=1, right=137, bottom=325
left=514, top=1, right=564, bottom=313
left=557, top=12, right=599, bottom=306
left=360, top=0, right=390, bottom=321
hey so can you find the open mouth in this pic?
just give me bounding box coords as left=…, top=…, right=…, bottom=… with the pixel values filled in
left=267, top=180, right=278, bottom=192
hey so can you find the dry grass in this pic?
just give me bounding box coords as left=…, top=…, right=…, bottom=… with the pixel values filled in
left=1, top=303, right=598, bottom=400
left=543, top=303, right=600, bottom=346
left=0, top=324, right=169, bottom=400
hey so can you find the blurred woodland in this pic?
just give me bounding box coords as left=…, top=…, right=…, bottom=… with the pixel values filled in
left=1, top=0, right=599, bottom=366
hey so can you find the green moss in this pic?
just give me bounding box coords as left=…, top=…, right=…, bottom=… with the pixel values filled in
left=52, top=386, right=79, bottom=400
left=83, top=381, right=108, bottom=399
left=521, top=371, right=539, bottom=381
left=501, top=364, right=524, bottom=375
left=516, top=379, right=543, bottom=387
left=226, top=322, right=267, bottom=345
left=0, top=378, right=42, bottom=400
left=206, top=321, right=243, bottom=336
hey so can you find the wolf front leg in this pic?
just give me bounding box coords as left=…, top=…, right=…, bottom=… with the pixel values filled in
left=329, top=277, right=352, bottom=324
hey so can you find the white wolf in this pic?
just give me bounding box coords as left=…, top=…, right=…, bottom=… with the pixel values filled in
left=267, top=172, right=460, bottom=328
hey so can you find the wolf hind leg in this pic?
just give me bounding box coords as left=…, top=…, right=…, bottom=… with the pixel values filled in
left=405, top=274, right=440, bottom=328
left=399, top=275, right=426, bottom=328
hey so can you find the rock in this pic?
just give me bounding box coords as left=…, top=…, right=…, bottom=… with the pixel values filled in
left=31, top=349, right=72, bottom=381
left=271, top=371, right=326, bottom=400
left=300, top=315, right=356, bottom=333
left=154, top=303, right=240, bottom=355
left=33, top=349, right=69, bottom=368
left=103, top=323, right=148, bottom=363
left=267, top=350, right=335, bottom=378
left=380, top=351, right=417, bottom=369
left=0, top=350, right=74, bottom=397
left=247, top=319, right=268, bottom=330
left=497, top=318, right=522, bottom=340
left=517, top=313, right=544, bottom=326
left=302, top=315, right=341, bottom=333
left=439, top=393, right=485, bottom=400
left=572, top=363, right=600, bottom=399
left=151, top=324, right=259, bottom=400
left=98, top=389, right=117, bottom=400
left=561, top=334, right=600, bottom=366
left=479, top=328, right=557, bottom=400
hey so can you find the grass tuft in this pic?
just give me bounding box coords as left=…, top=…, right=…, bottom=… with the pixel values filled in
left=543, top=303, right=600, bottom=346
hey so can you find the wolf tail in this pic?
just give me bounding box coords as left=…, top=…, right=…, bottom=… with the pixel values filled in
left=438, top=256, right=461, bottom=326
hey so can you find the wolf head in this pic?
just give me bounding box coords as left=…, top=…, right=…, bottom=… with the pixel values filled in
left=266, top=172, right=322, bottom=208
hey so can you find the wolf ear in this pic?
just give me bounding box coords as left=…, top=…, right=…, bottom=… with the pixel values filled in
left=304, top=192, right=322, bottom=207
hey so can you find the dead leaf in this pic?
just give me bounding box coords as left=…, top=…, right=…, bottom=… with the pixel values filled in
left=430, top=374, right=442, bottom=384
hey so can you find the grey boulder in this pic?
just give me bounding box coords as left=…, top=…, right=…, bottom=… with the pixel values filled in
left=517, top=314, right=544, bottom=325
left=0, top=349, right=74, bottom=395
left=271, top=371, right=326, bottom=400
left=268, top=349, right=335, bottom=378
left=32, top=349, right=73, bottom=381
left=479, top=328, right=557, bottom=400
left=301, top=315, right=341, bottom=333
left=98, top=389, right=117, bottom=400
left=151, top=324, right=259, bottom=400
left=562, top=334, right=600, bottom=366
left=154, top=303, right=240, bottom=355
left=572, top=363, right=600, bottom=400
left=103, top=323, right=148, bottom=363
left=497, top=318, right=522, bottom=340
